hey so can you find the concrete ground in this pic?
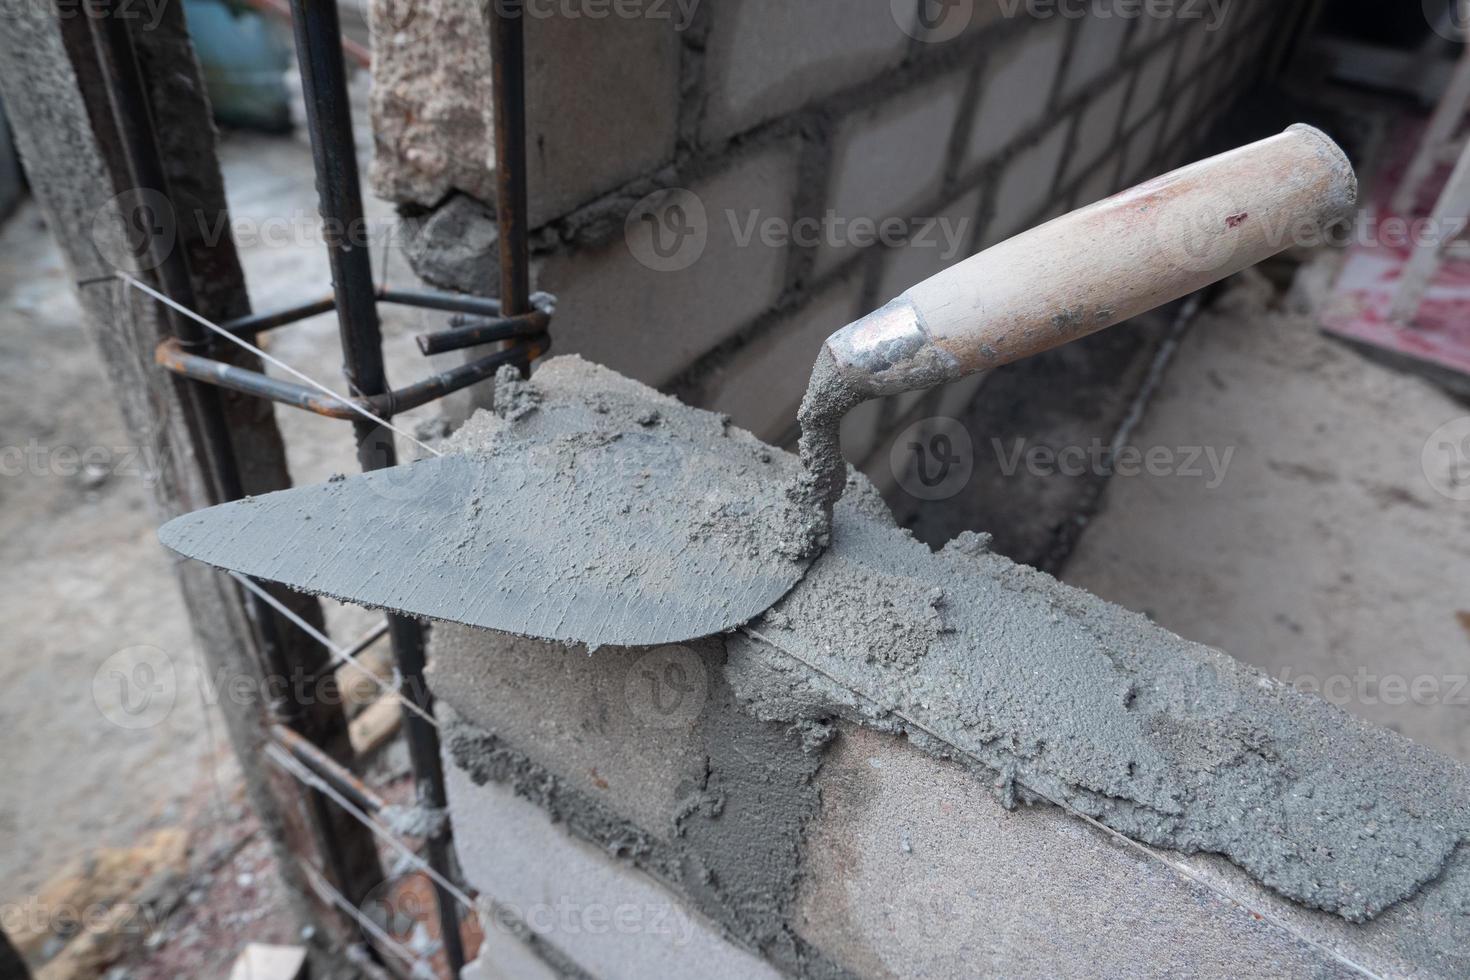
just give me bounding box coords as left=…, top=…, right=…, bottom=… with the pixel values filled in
left=1064, top=266, right=1470, bottom=764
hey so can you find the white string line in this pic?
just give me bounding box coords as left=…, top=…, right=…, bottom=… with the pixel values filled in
left=268, top=742, right=477, bottom=913
left=740, top=626, right=1387, bottom=980
left=297, top=858, right=434, bottom=977
left=112, top=271, right=444, bottom=459
left=230, top=571, right=438, bottom=730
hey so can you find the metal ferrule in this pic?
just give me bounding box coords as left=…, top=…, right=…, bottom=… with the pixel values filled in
left=822, top=296, right=964, bottom=400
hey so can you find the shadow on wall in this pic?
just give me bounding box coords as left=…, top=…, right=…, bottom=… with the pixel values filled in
left=0, top=98, right=22, bottom=223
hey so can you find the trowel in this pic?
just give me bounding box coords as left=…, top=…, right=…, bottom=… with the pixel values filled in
left=159, top=125, right=1356, bottom=646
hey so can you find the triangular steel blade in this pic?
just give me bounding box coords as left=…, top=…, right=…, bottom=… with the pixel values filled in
left=157, top=431, right=811, bottom=647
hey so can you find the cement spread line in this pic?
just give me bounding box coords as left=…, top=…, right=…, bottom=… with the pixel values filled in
left=112, top=271, right=445, bottom=459
left=740, top=625, right=1388, bottom=980
left=230, top=571, right=438, bottom=729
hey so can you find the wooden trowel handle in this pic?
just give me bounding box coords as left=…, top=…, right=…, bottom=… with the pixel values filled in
left=819, top=124, right=1356, bottom=400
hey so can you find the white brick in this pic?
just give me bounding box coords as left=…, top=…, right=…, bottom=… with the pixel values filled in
left=446, top=763, right=783, bottom=980
left=796, top=727, right=1385, bottom=979
left=817, top=72, right=968, bottom=274
left=875, top=187, right=982, bottom=302
left=535, top=142, right=799, bottom=387
left=986, top=120, right=1068, bottom=244
left=964, top=20, right=1068, bottom=166
left=701, top=0, right=911, bottom=141
left=523, top=19, right=682, bottom=223
left=371, top=13, right=680, bottom=227
left=702, top=276, right=866, bottom=440
left=1060, top=12, right=1131, bottom=99
left=430, top=628, right=712, bottom=837
left=1124, top=46, right=1174, bottom=130
left=1061, top=76, right=1128, bottom=186
left=462, top=928, right=558, bottom=980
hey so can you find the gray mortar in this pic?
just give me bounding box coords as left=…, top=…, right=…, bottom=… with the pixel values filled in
left=728, top=521, right=1470, bottom=924
left=455, top=356, right=1470, bottom=933
left=441, top=671, right=851, bottom=980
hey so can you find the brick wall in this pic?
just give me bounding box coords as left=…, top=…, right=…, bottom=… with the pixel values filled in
left=373, top=0, right=1303, bottom=486
left=420, top=356, right=1466, bottom=980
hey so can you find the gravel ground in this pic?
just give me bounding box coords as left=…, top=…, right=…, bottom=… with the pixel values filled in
left=0, top=123, right=441, bottom=912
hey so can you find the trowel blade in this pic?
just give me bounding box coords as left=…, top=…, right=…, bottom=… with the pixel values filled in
left=157, top=431, right=811, bottom=647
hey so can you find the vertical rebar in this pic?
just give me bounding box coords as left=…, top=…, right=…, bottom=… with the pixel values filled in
left=87, top=0, right=382, bottom=927
left=287, top=0, right=466, bottom=972
left=488, top=0, right=537, bottom=369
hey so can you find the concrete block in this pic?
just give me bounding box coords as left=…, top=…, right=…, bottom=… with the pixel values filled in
left=446, top=762, right=783, bottom=980
left=521, top=17, right=682, bottom=223
left=964, top=21, right=1069, bottom=167
left=371, top=9, right=680, bottom=227
left=795, top=726, right=1379, bottom=979
left=534, top=141, right=799, bottom=387
left=429, top=628, right=714, bottom=836
left=817, top=71, right=968, bottom=274
left=1060, top=76, right=1128, bottom=187
left=700, top=276, right=866, bottom=441
left=1124, top=46, right=1174, bottom=130
left=700, top=0, right=911, bottom=142
left=1059, top=12, right=1132, bottom=99
left=874, top=187, right=982, bottom=302
left=985, top=120, right=1069, bottom=244
left=461, top=925, right=559, bottom=980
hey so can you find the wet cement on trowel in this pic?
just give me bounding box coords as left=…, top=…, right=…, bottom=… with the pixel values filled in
left=156, top=362, right=812, bottom=647
left=468, top=356, right=1470, bottom=928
